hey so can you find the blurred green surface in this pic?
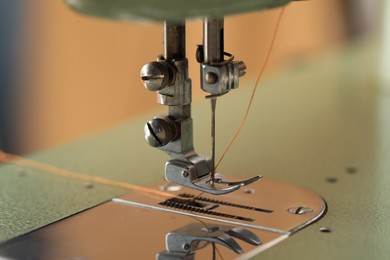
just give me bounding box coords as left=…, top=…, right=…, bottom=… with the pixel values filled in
left=64, top=0, right=290, bottom=22
left=1, top=42, right=390, bottom=258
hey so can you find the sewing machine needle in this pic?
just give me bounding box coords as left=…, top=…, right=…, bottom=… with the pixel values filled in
left=210, top=96, right=217, bottom=183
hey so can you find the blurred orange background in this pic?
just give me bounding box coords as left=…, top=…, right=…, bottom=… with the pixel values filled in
left=12, top=0, right=371, bottom=152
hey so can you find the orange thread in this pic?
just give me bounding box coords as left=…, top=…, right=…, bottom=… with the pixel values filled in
left=0, top=150, right=173, bottom=198
left=1, top=150, right=222, bottom=258
left=215, top=7, right=286, bottom=170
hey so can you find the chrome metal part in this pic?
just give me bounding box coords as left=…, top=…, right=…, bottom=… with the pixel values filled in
left=201, top=60, right=246, bottom=95
left=156, top=223, right=261, bottom=259
left=165, top=161, right=261, bottom=195
left=140, top=61, right=174, bottom=91
left=200, top=18, right=246, bottom=95
left=203, top=18, right=224, bottom=64
left=141, top=20, right=258, bottom=194
left=0, top=179, right=325, bottom=260
left=115, top=178, right=327, bottom=234
left=157, top=59, right=192, bottom=106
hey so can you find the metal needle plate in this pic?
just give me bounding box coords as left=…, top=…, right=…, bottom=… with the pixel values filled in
left=0, top=201, right=285, bottom=260
left=0, top=178, right=325, bottom=259
left=116, top=178, right=326, bottom=234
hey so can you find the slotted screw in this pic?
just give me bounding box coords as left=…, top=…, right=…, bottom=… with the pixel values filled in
left=288, top=206, right=313, bottom=215
left=140, top=61, right=171, bottom=91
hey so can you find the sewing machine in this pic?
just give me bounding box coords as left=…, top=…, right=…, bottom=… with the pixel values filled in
left=1, top=0, right=390, bottom=259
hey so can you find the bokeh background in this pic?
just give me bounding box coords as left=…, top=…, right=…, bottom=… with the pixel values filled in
left=0, top=0, right=381, bottom=153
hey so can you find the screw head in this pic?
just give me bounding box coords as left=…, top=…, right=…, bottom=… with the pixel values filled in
left=288, top=206, right=313, bottom=215
left=326, top=177, right=338, bottom=183
left=182, top=243, right=191, bottom=251
left=205, top=72, right=218, bottom=84
left=235, top=60, right=247, bottom=77
left=17, top=168, right=27, bottom=177
left=144, top=119, right=168, bottom=147
left=181, top=171, right=189, bottom=178
left=84, top=182, right=94, bottom=189
left=319, top=227, right=332, bottom=233
left=140, top=62, right=169, bottom=91
left=346, top=166, right=357, bottom=174
left=144, top=118, right=175, bottom=147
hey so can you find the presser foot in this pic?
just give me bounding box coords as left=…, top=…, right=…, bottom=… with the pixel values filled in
left=165, top=159, right=262, bottom=195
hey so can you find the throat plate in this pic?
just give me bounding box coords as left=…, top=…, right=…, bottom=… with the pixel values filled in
left=116, top=178, right=326, bottom=234
left=0, top=178, right=326, bottom=259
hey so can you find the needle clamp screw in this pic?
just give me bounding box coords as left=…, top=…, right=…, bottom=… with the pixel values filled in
left=140, top=61, right=174, bottom=91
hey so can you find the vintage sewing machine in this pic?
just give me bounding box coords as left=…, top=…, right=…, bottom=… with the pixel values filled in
left=1, top=0, right=390, bottom=259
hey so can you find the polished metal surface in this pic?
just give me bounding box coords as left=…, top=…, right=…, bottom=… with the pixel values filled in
left=157, top=222, right=261, bottom=259
left=0, top=201, right=286, bottom=260
left=203, top=18, right=224, bottom=64
left=115, top=178, right=326, bottom=234
left=63, top=0, right=291, bottom=22
left=0, top=177, right=325, bottom=259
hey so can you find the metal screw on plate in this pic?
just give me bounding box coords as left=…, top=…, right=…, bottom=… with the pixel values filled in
left=243, top=188, right=255, bottom=194
left=288, top=206, right=313, bottom=215
left=17, top=168, right=27, bottom=177
left=84, top=182, right=94, bottom=189
left=346, top=167, right=357, bottom=174
left=319, top=227, right=332, bottom=233
left=181, top=171, right=189, bottom=178
left=326, top=177, right=338, bottom=183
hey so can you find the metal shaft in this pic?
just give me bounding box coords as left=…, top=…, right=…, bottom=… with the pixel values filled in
left=203, top=18, right=224, bottom=64
left=164, top=21, right=191, bottom=121
left=164, top=21, right=185, bottom=60
left=204, top=18, right=224, bottom=180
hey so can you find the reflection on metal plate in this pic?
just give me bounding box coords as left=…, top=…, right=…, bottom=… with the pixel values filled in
left=0, top=179, right=325, bottom=259
left=0, top=202, right=286, bottom=260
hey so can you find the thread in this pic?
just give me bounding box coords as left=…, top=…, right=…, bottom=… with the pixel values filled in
left=0, top=150, right=173, bottom=198
left=215, top=7, right=286, bottom=170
